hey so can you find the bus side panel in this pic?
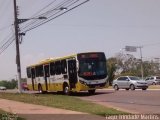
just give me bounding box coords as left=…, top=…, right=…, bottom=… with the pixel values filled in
left=27, top=78, right=33, bottom=90
left=48, top=75, right=65, bottom=92
left=48, top=82, right=63, bottom=92
left=39, top=77, right=47, bottom=91
left=33, top=77, right=39, bottom=90
left=27, top=78, right=39, bottom=90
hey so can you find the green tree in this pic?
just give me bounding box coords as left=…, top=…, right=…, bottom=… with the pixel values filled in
left=107, top=57, right=117, bottom=85
left=0, top=79, right=17, bottom=89
left=110, top=53, right=160, bottom=78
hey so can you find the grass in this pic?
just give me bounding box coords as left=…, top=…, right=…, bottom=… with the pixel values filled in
left=0, top=109, right=25, bottom=120
left=148, top=85, right=160, bottom=89
left=0, top=93, right=127, bottom=116
left=106, top=85, right=160, bottom=89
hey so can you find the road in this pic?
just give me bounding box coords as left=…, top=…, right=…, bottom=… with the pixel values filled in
left=78, top=89, right=160, bottom=114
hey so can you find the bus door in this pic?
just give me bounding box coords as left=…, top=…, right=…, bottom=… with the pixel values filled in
left=44, top=64, right=50, bottom=91
left=31, top=68, right=35, bottom=90
left=67, top=59, right=77, bottom=90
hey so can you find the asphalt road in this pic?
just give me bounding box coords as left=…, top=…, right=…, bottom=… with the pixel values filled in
left=78, top=89, right=160, bottom=114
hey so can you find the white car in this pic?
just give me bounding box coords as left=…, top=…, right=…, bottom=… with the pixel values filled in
left=0, top=86, right=6, bottom=90
left=112, top=76, right=148, bottom=90
left=145, top=76, right=160, bottom=85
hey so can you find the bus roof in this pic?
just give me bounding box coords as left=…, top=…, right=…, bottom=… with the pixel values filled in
left=26, top=52, right=105, bottom=68
left=27, top=54, right=76, bottom=68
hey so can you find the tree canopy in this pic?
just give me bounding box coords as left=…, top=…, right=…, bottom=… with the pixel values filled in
left=107, top=53, right=160, bottom=85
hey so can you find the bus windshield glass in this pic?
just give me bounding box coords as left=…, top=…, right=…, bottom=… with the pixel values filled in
left=77, top=53, right=107, bottom=80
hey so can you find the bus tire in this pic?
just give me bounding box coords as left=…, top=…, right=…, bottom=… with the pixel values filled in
left=88, top=89, right=96, bottom=95
left=38, top=84, right=44, bottom=94
left=63, top=83, right=70, bottom=95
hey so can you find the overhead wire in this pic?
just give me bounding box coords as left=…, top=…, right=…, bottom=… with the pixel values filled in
left=20, top=0, right=57, bottom=30
left=0, top=35, right=15, bottom=55
left=0, top=0, right=90, bottom=55
left=0, top=24, right=15, bottom=55
left=0, top=0, right=15, bottom=55
left=22, top=0, right=77, bottom=31
left=20, top=0, right=74, bottom=31
left=0, top=0, right=59, bottom=55
left=33, top=0, right=75, bottom=18
left=0, top=0, right=70, bottom=55
left=30, top=0, right=57, bottom=17
left=0, top=39, right=15, bottom=55
left=24, top=0, right=89, bottom=33
left=20, top=0, right=89, bottom=33
left=0, top=31, right=13, bottom=45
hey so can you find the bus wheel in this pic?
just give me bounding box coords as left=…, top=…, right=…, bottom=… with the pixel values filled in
left=38, top=84, right=43, bottom=94
left=88, top=89, right=96, bottom=95
left=63, top=84, right=69, bottom=95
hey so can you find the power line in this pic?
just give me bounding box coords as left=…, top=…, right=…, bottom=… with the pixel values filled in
left=33, top=0, right=75, bottom=18
left=0, top=0, right=76, bottom=55
left=30, top=0, right=57, bottom=17
left=0, top=32, right=13, bottom=44
left=0, top=0, right=89, bottom=56
left=20, top=0, right=75, bottom=31
left=0, top=1, right=57, bottom=55
left=20, top=0, right=57, bottom=30
left=0, top=39, right=15, bottom=55
left=22, top=0, right=89, bottom=33
left=0, top=25, right=15, bottom=55
left=0, top=36, right=15, bottom=55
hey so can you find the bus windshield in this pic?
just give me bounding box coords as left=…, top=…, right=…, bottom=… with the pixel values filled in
left=78, top=59, right=107, bottom=80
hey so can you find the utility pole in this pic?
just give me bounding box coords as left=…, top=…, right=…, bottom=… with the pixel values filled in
left=13, top=0, right=22, bottom=93
left=139, top=46, right=144, bottom=80
left=125, top=45, right=144, bottom=79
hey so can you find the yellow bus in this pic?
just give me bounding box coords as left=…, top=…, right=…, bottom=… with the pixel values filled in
left=26, top=52, right=108, bottom=94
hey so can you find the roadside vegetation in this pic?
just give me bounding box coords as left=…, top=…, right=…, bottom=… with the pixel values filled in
left=106, top=85, right=160, bottom=89
left=0, top=78, right=26, bottom=89
left=148, top=85, right=160, bottom=89
left=0, top=109, right=24, bottom=120
left=0, top=93, right=127, bottom=116
left=107, top=53, right=160, bottom=85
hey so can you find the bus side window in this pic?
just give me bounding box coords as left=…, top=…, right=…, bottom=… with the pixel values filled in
left=39, top=65, right=44, bottom=77
left=35, top=65, right=43, bottom=77
left=35, top=67, right=39, bottom=77
left=50, top=62, right=55, bottom=75
left=55, top=61, right=61, bottom=75
left=61, top=60, right=67, bottom=74
left=44, top=65, right=50, bottom=77
left=31, top=68, right=35, bottom=79
left=26, top=67, right=31, bottom=78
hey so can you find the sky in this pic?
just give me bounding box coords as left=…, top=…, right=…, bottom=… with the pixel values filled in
left=0, top=0, right=160, bottom=80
